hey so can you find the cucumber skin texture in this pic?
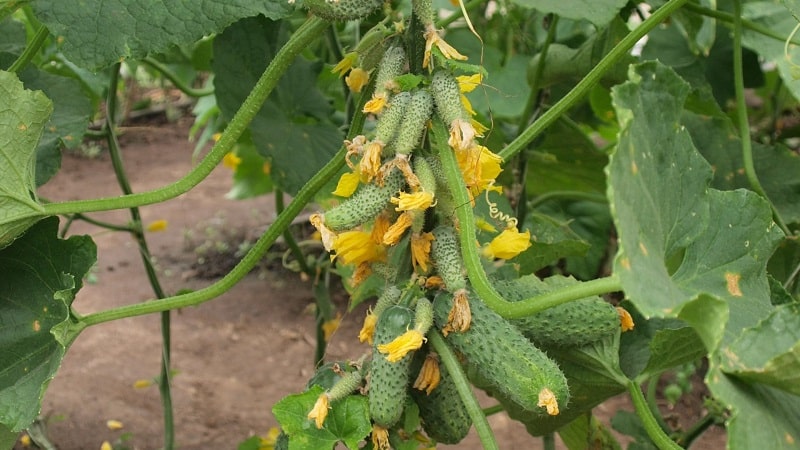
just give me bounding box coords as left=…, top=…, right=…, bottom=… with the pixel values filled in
left=493, top=277, right=619, bottom=348
left=393, top=89, right=434, bottom=155
left=433, top=293, right=570, bottom=415
left=430, top=226, right=466, bottom=292
left=303, top=0, right=383, bottom=22
left=324, top=169, right=404, bottom=232
left=431, top=70, right=464, bottom=125
left=411, top=354, right=471, bottom=444
left=369, top=305, right=415, bottom=427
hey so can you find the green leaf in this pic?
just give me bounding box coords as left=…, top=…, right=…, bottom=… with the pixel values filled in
left=610, top=410, right=658, bottom=450
left=608, top=62, right=783, bottom=350
left=558, top=414, right=621, bottom=450
left=272, top=386, right=371, bottom=450
left=467, top=54, right=530, bottom=120
left=721, top=303, right=800, bottom=395
left=227, top=132, right=273, bottom=200
left=0, top=217, right=96, bottom=432
left=0, top=70, right=49, bottom=248
left=515, top=213, right=590, bottom=275
left=30, top=0, right=292, bottom=69
left=213, top=16, right=342, bottom=196
left=509, top=0, right=627, bottom=27
left=19, top=67, right=92, bottom=187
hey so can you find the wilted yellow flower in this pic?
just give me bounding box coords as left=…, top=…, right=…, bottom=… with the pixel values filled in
left=310, top=213, right=337, bottom=252
left=423, top=26, right=468, bottom=69
left=411, top=232, right=434, bottom=272
left=333, top=230, right=385, bottom=265
left=382, top=212, right=413, bottom=246
left=391, top=191, right=435, bottom=212
left=360, top=141, right=384, bottom=182
left=457, top=144, right=503, bottom=197
left=351, top=262, right=373, bottom=287
left=617, top=306, right=635, bottom=332
left=442, top=289, right=471, bottom=336
left=345, top=135, right=368, bottom=170
left=222, top=152, right=242, bottom=170
left=359, top=309, right=378, bottom=345
left=483, top=227, right=531, bottom=260
left=363, top=91, right=389, bottom=114
left=145, top=219, right=168, bottom=232
left=371, top=213, right=392, bottom=245
left=106, top=419, right=124, bottom=430
left=413, top=354, right=441, bottom=395
left=332, top=171, right=360, bottom=197
left=322, top=312, right=342, bottom=341
left=372, top=424, right=390, bottom=450
left=345, top=67, right=370, bottom=93
left=448, top=118, right=477, bottom=151
left=378, top=329, right=426, bottom=362
left=307, top=393, right=330, bottom=429
left=424, top=275, right=444, bottom=289
left=538, top=388, right=560, bottom=416
left=332, top=52, right=358, bottom=77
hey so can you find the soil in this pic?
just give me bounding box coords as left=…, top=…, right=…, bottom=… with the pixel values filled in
left=22, top=117, right=727, bottom=450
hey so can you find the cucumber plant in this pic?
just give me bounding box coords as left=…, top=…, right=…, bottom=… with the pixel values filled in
left=1, top=0, right=799, bottom=449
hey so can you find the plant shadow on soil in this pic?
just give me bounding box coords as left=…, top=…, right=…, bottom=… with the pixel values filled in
left=22, top=119, right=726, bottom=450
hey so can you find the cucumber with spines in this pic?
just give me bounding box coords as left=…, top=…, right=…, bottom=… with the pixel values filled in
left=324, top=169, right=405, bottom=231
left=411, top=352, right=471, bottom=444
left=303, top=0, right=384, bottom=22
left=392, top=89, right=433, bottom=156
left=369, top=305, right=415, bottom=427
left=374, top=91, right=411, bottom=144
left=431, top=70, right=466, bottom=125
left=430, top=225, right=466, bottom=292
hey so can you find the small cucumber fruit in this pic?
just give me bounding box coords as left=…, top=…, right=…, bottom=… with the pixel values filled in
left=324, top=169, right=405, bottom=232
left=391, top=89, right=434, bottom=156
left=433, top=292, right=570, bottom=416
left=431, top=70, right=466, bottom=126
left=430, top=225, right=466, bottom=292
left=369, top=305, right=415, bottom=427
left=411, top=353, right=471, bottom=444
left=303, top=0, right=384, bottom=22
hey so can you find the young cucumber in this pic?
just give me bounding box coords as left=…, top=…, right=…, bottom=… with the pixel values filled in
left=369, top=305, right=415, bottom=428
left=430, top=225, right=466, bottom=292
left=433, top=292, right=570, bottom=416
left=493, top=275, right=620, bottom=348
left=302, top=0, right=383, bottom=22
left=324, top=169, right=405, bottom=232
left=411, top=353, right=471, bottom=444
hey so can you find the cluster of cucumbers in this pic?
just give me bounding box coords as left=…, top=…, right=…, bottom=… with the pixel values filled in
left=289, top=0, right=627, bottom=448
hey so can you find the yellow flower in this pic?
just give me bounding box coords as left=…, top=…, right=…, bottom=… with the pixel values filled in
left=448, top=118, right=477, bottom=151
left=363, top=91, right=389, bottom=114
left=359, top=309, right=378, bottom=344
left=443, top=289, right=471, bottom=335
left=322, top=312, right=342, bottom=341
left=133, top=378, right=153, bottom=389
left=423, top=26, right=468, bottom=69
left=382, top=212, right=413, bottom=246
left=345, top=67, right=370, bottom=93
left=538, top=388, right=560, bottom=416
left=378, top=329, right=426, bottom=362
left=259, top=428, right=282, bottom=450
left=411, top=232, right=434, bottom=273
left=457, top=74, right=482, bottom=93
left=483, top=227, right=531, bottom=260
left=371, top=213, right=392, bottom=244
left=617, top=306, right=635, bottom=332
left=332, top=171, right=360, bottom=197
left=307, top=393, right=330, bottom=429
left=351, top=262, right=373, bottom=287
left=145, top=219, right=168, bottom=232
left=471, top=117, right=489, bottom=136
left=310, top=213, right=337, bottom=252
left=19, top=433, right=31, bottom=447
left=413, top=354, right=441, bottom=395
left=457, top=144, right=503, bottom=197
left=106, top=419, right=124, bottom=430
left=391, top=191, right=435, bottom=212
left=333, top=231, right=385, bottom=265
left=100, top=442, right=112, bottom=450
left=332, top=52, right=358, bottom=77
left=372, top=424, right=390, bottom=450
left=359, top=141, right=384, bottom=182
left=222, top=152, right=241, bottom=170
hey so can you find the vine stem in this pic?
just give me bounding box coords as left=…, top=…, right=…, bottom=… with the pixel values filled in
left=432, top=119, right=621, bottom=318
left=683, top=2, right=800, bottom=45
left=141, top=57, right=214, bottom=98
left=731, top=0, right=790, bottom=236
left=7, top=24, right=48, bottom=73
left=428, top=330, right=499, bottom=450
left=43, top=16, right=330, bottom=216
left=627, top=380, right=683, bottom=450
left=498, top=0, right=691, bottom=161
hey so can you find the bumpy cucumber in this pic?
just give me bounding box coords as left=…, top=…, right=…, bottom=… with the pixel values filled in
left=430, top=225, right=466, bottom=292
left=374, top=45, right=407, bottom=92
left=411, top=0, right=435, bottom=27
left=431, top=70, right=465, bottom=125
left=391, top=89, right=433, bottom=155
left=494, top=275, right=620, bottom=348
left=369, top=305, right=415, bottom=427
left=433, top=292, right=570, bottom=416
left=303, top=0, right=384, bottom=22
left=411, top=353, right=471, bottom=444
left=324, top=169, right=405, bottom=231
left=375, top=91, right=411, bottom=144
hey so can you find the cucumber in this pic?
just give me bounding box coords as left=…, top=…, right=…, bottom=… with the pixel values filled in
left=411, top=352, right=471, bottom=444
left=369, top=305, right=415, bottom=427
left=493, top=275, right=620, bottom=348
left=303, top=0, right=383, bottom=22
left=430, top=225, right=466, bottom=292
left=433, top=292, right=570, bottom=416
left=324, top=169, right=405, bottom=232
left=392, top=89, right=434, bottom=156
left=431, top=70, right=465, bottom=126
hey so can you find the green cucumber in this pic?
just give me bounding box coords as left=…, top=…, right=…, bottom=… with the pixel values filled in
left=369, top=305, right=415, bottom=427
left=433, top=292, right=570, bottom=416
left=411, top=352, right=471, bottom=444
left=430, top=225, right=466, bottom=292
left=303, top=0, right=383, bottom=22
left=323, top=169, right=405, bottom=232
left=374, top=91, right=411, bottom=144
left=431, top=70, right=465, bottom=126
left=392, top=89, right=434, bottom=156
left=494, top=275, right=620, bottom=348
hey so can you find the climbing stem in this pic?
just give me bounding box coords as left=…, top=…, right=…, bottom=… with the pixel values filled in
left=44, top=16, right=330, bottom=216
left=499, top=0, right=691, bottom=161
left=628, top=380, right=683, bottom=450
left=429, top=330, right=499, bottom=450
left=141, top=57, right=214, bottom=98
left=432, top=119, right=621, bottom=318
left=7, top=24, right=48, bottom=73
left=683, top=2, right=800, bottom=45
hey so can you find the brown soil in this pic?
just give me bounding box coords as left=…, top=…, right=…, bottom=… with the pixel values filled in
left=23, top=118, right=726, bottom=450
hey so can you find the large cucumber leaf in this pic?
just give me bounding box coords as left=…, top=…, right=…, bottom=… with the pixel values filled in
left=30, top=0, right=292, bottom=69
left=509, top=0, right=627, bottom=27
left=0, top=217, right=96, bottom=432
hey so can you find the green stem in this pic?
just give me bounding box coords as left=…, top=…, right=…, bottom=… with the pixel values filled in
left=683, top=2, right=800, bottom=45
left=519, top=15, right=559, bottom=132
left=543, top=433, right=556, bottom=450
left=432, top=119, right=622, bottom=318
left=731, top=0, right=790, bottom=235
left=675, top=413, right=717, bottom=448
left=275, top=189, right=312, bottom=277
left=428, top=330, right=499, bottom=450
left=481, top=404, right=504, bottom=416
left=628, top=380, right=683, bottom=450
left=7, top=24, right=48, bottom=73
left=646, top=376, right=671, bottom=433
left=141, top=57, right=214, bottom=98
left=43, top=16, right=330, bottom=216
left=105, top=63, right=175, bottom=449
left=498, top=0, right=691, bottom=161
